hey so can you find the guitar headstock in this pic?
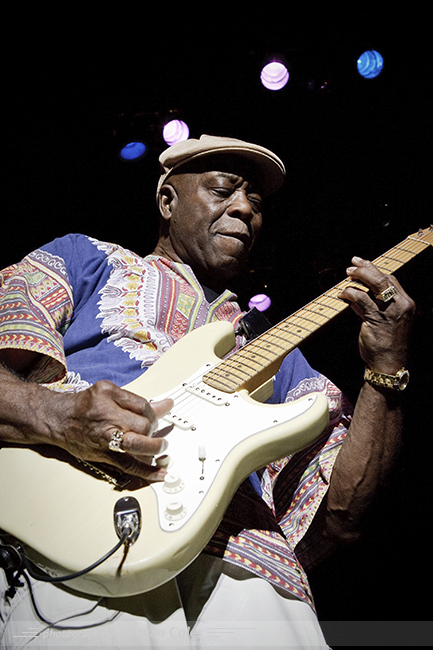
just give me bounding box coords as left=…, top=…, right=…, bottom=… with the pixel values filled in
left=409, top=225, right=433, bottom=246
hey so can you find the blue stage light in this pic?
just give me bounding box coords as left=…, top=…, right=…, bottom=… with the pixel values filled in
left=119, top=141, right=147, bottom=161
left=357, top=50, right=384, bottom=79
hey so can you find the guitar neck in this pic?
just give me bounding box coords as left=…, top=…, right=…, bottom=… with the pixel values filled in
left=203, top=227, right=433, bottom=394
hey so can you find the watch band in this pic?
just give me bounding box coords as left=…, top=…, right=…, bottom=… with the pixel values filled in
left=364, top=367, right=410, bottom=391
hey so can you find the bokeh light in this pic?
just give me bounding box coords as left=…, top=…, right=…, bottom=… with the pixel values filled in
left=357, top=50, right=384, bottom=79
left=248, top=293, right=272, bottom=312
left=163, top=120, right=190, bottom=145
left=260, top=62, right=289, bottom=90
left=119, top=141, right=147, bottom=161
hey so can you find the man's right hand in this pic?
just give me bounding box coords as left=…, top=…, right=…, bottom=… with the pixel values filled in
left=49, top=381, right=173, bottom=481
left=0, top=352, right=172, bottom=482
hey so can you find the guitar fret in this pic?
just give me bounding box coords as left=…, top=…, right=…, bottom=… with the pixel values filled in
left=311, top=298, right=341, bottom=313
left=233, top=348, right=267, bottom=368
left=205, top=365, right=249, bottom=386
left=395, top=244, right=421, bottom=257
left=229, top=356, right=265, bottom=374
left=229, top=347, right=269, bottom=369
left=291, top=313, right=321, bottom=328
left=285, top=317, right=314, bottom=333
left=202, top=227, right=433, bottom=394
left=259, top=335, right=290, bottom=351
left=381, top=253, right=407, bottom=264
left=376, top=263, right=396, bottom=273
left=275, top=326, right=304, bottom=340
left=301, top=306, right=332, bottom=324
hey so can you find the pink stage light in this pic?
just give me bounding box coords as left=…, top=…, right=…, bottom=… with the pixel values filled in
left=248, top=293, right=272, bottom=312
left=260, top=62, right=289, bottom=91
left=163, top=120, right=190, bottom=145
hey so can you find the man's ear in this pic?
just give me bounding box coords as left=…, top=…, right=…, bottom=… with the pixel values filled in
left=158, top=184, right=177, bottom=221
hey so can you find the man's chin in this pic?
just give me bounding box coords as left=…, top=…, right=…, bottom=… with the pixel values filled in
left=213, top=255, right=248, bottom=281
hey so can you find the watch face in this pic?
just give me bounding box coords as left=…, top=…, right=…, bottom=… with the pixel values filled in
left=396, top=370, right=410, bottom=390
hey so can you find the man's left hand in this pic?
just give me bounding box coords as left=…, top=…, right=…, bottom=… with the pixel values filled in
left=338, top=257, right=416, bottom=374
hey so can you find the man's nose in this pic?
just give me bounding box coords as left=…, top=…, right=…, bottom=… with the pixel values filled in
left=226, top=190, right=254, bottom=219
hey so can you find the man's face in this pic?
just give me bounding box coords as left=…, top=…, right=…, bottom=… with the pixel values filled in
left=160, top=160, right=264, bottom=287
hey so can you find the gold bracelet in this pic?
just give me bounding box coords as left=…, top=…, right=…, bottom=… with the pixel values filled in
left=364, top=367, right=410, bottom=391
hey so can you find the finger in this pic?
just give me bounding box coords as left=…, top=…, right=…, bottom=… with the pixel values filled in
left=121, top=429, right=170, bottom=457
left=338, top=284, right=374, bottom=320
left=106, top=398, right=173, bottom=457
left=101, top=452, right=168, bottom=483
left=109, top=386, right=173, bottom=436
left=344, top=257, right=395, bottom=296
left=110, top=384, right=169, bottom=419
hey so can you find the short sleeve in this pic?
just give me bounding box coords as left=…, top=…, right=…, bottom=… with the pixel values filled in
left=0, top=247, right=74, bottom=383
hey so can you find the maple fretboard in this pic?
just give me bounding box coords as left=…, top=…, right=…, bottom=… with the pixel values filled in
left=203, top=227, right=433, bottom=394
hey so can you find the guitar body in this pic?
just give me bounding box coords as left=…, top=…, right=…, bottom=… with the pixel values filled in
left=0, top=321, right=329, bottom=597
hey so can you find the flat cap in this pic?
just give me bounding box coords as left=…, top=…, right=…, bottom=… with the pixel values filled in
left=157, top=134, right=286, bottom=198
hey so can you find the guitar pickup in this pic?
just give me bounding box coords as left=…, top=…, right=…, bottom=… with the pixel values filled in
left=185, top=382, right=226, bottom=406
left=163, top=411, right=194, bottom=430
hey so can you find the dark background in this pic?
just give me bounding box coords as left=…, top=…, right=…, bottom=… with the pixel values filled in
left=4, top=9, right=432, bottom=645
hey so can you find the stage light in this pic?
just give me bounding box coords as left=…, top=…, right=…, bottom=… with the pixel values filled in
left=356, top=50, right=384, bottom=79
left=163, top=120, right=190, bottom=145
left=119, top=141, right=147, bottom=161
left=260, top=62, right=289, bottom=91
left=248, top=293, right=272, bottom=312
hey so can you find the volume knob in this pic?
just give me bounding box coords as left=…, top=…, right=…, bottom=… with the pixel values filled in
left=163, top=472, right=184, bottom=493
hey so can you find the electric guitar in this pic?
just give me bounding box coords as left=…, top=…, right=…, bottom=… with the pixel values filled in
left=0, top=227, right=431, bottom=598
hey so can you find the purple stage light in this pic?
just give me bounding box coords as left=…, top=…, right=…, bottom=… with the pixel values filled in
left=260, top=62, right=289, bottom=91
left=163, top=120, right=190, bottom=145
left=248, top=294, right=272, bottom=312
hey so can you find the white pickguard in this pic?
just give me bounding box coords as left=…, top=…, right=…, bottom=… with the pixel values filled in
left=150, top=364, right=325, bottom=533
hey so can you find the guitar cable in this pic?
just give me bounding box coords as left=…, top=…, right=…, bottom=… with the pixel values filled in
left=0, top=495, right=142, bottom=595
left=0, top=497, right=142, bottom=633
left=0, top=543, right=122, bottom=634
left=0, top=531, right=129, bottom=598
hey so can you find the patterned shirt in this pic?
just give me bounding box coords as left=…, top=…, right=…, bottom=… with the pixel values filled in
left=0, top=233, right=352, bottom=611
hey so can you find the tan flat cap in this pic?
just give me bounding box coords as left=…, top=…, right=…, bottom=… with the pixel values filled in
left=157, top=134, right=286, bottom=198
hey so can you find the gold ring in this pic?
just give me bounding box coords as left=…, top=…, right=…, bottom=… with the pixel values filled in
left=108, top=430, right=126, bottom=453
left=376, top=285, right=397, bottom=303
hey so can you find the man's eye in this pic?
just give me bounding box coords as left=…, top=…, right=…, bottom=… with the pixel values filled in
left=212, top=188, right=231, bottom=198
left=248, top=196, right=263, bottom=210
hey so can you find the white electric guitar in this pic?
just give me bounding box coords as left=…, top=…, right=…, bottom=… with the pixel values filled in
left=0, top=227, right=431, bottom=598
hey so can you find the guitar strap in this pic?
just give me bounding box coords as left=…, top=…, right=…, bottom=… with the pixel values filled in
left=201, top=284, right=272, bottom=341
left=237, top=307, right=272, bottom=341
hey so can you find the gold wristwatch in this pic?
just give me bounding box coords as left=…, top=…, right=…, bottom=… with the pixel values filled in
left=364, top=367, right=410, bottom=391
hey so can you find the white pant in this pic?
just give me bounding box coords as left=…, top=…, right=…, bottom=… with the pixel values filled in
left=1, top=554, right=329, bottom=649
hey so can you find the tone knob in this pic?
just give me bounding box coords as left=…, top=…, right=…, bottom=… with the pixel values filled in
left=163, top=472, right=184, bottom=493
left=166, top=499, right=184, bottom=516
left=164, top=498, right=186, bottom=520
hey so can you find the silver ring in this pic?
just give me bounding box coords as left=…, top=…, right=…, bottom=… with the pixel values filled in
left=376, top=285, right=397, bottom=303
left=108, top=430, right=126, bottom=453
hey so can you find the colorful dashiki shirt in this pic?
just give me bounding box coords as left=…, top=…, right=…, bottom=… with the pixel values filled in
left=0, top=233, right=352, bottom=611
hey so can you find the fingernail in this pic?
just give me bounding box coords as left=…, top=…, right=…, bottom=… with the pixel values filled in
left=352, top=256, right=363, bottom=264
left=160, top=439, right=169, bottom=453
left=346, top=266, right=357, bottom=274
left=155, top=469, right=167, bottom=481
